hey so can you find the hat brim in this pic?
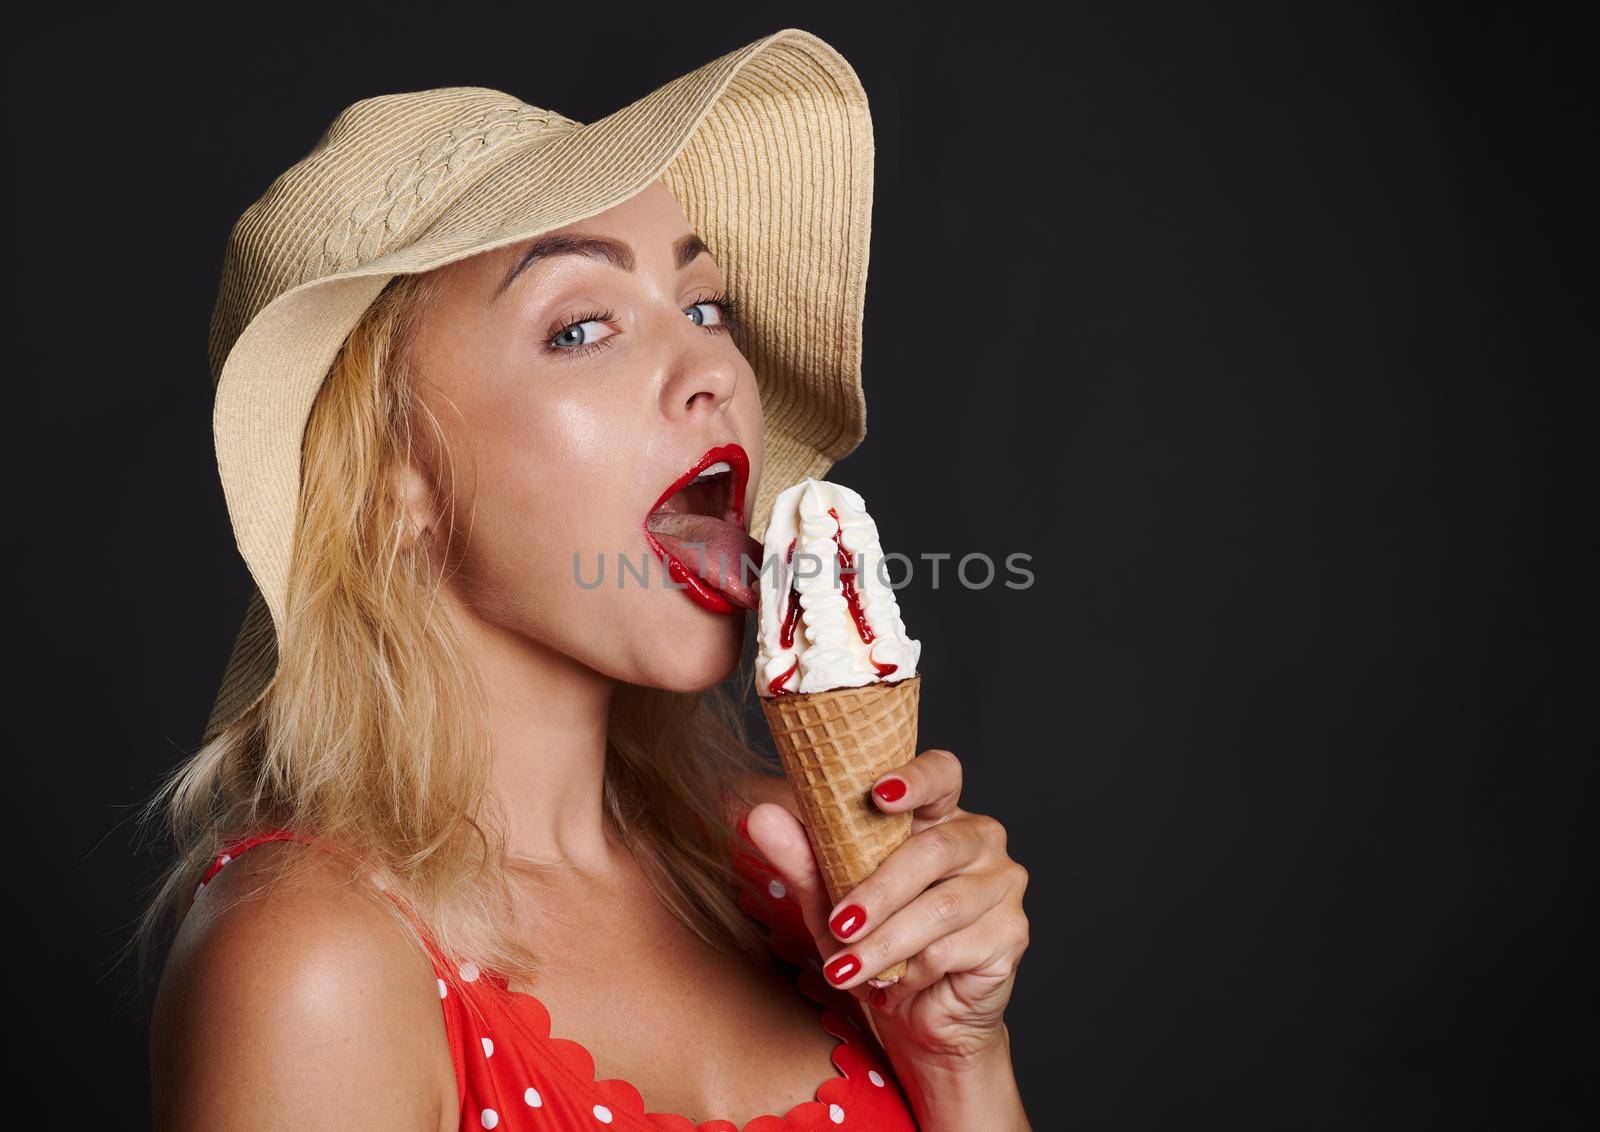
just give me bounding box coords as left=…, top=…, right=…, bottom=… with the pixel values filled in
left=203, top=28, right=874, bottom=744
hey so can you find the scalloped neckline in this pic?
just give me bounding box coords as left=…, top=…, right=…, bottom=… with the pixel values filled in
left=487, top=972, right=856, bottom=1129
left=205, top=811, right=884, bottom=1129
left=478, top=814, right=865, bottom=1129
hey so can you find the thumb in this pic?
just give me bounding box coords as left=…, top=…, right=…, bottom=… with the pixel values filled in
left=743, top=802, right=837, bottom=962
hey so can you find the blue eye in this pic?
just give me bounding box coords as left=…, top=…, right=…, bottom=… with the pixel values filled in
left=685, top=292, right=743, bottom=332
left=685, top=301, right=723, bottom=327
left=552, top=319, right=609, bottom=348
left=545, top=308, right=617, bottom=356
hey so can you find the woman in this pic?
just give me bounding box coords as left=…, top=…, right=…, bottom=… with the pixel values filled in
left=141, top=30, right=1031, bottom=1131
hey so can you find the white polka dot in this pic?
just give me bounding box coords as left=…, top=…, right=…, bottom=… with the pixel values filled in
left=459, top=961, right=481, bottom=982
left=868, top=1069, right=885, bottom=1087
left=524, top=1086, right=543, bottom=1107
left=593, top=1104, right=614, bottom=1123
left=438, top=978, right=448, bottom=999
left=481, top=1036, right=494, bottom=1058
left=829, top=1103, right=846, bottom=1123
left=767, top=879, right=787, bottom=899
left=219, top=853, right=232, bottom=866
left=480, top=1109, right=499, bottom=1129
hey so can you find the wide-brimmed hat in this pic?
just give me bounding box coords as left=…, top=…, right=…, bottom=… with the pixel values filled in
left=200, top=28, right=875, bottom=744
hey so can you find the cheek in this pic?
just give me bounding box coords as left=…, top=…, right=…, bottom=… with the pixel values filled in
left=459, top=390, right=640, bottom=600
left=732, top=376, right=766, bottom=507
left=544, top=393, right=615, bottom=463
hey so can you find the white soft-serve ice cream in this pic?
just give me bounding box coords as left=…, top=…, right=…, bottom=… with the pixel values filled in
left=756, top=479, right=921, bottom=697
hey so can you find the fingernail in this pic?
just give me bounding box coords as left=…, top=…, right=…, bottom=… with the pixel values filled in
left=830, top=903, right=867, bottom=939
left=873, top=778, right=907, bottom=803
left=824, top=953, right=861, bottom=985
left=869, top=987, right=887, bottom=1007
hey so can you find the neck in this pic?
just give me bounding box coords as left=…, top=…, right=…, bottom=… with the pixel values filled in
left=446, top=595, right=622, bottom=872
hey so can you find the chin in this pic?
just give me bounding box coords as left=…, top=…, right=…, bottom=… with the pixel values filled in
left=635, top=609, right=747, bottom=692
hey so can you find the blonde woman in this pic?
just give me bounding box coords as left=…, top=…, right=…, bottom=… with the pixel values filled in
left=140, top=30, right=1031, bottom=1131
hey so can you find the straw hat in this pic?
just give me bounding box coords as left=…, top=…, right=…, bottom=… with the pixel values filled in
left=201, top=28, right=874, bottom=744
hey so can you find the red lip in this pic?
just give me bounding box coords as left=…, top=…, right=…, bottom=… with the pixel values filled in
left=641, top=443, right=750, bottom=614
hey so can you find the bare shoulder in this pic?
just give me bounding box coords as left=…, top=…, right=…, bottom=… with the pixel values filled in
left=736, top=766, right=802, bottom=819
left=150, top=840, right=454, bottom=1131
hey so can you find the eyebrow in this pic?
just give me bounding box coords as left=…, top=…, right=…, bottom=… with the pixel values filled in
left=492, top=231, right=712, bottom=300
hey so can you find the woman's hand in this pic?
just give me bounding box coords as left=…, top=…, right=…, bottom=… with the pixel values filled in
left=744, top=748, right=1030, bottom=1068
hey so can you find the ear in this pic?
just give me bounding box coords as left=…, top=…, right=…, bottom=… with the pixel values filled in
left=393, top=462, right=438, bottom=549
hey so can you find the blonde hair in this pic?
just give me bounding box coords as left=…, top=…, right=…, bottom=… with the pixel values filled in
left=133, top=270, right=777, bottom=992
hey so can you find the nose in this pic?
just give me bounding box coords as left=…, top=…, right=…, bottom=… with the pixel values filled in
left=657, top=317, right=739, bottom=421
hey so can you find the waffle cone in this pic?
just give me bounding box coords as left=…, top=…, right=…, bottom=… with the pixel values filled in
left=759, top=673, right=922, bottom=982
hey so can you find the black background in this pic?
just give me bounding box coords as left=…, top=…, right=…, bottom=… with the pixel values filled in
left=5, top=2, right=1589, bottom=1127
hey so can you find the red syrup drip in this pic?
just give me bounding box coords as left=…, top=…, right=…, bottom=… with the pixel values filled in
left=770, top=538, right=802, bottom=696
left=768, top=656, right=800, bottom=697
left=828, top=508, right=877, bottom=646
left=778, top=538, right=802, bottom=650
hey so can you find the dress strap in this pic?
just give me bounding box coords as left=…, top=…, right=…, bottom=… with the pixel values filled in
left=200, top=825, right=462, bottom=972
left=199, top=828, right=312, bottom=886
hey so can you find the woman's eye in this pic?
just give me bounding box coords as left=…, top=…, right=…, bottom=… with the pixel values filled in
left=550, top=319, right=613, bottom=350
left=685, top=300, right=726, bottom=327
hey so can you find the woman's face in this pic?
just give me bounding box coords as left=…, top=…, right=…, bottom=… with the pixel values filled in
left=404, top=180, right=764, bottom=691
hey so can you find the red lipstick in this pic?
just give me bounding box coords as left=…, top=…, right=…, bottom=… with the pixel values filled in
left=642, top=443, right=751, bottom=614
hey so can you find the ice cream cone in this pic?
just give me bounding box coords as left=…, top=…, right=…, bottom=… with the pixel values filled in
left=759, top=673, right=922, bottom=983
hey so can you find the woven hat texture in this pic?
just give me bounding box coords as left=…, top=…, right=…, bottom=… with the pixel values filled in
left=203, top=28, right=874, bottom=742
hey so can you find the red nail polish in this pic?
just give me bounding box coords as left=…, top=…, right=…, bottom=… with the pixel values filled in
left=830, top=903, right=866, bottom=939
left=824, top=954, right=861, bottom=985
left=873, top=778, right=907, bottom=803
left=869, top=987, right=887, bottom=1007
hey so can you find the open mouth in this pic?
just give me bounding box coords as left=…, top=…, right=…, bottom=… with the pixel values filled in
left=642, top=443, right=761, bottom=613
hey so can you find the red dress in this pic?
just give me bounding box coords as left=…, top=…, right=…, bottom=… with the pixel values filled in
left=193, top=806, right=920, bottom=1131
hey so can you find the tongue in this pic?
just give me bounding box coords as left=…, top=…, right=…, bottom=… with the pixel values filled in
left=645, top=512, right=762, bottom=610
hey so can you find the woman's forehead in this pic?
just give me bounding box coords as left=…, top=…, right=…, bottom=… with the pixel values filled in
left=431, top=181, right=707, bottom=305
